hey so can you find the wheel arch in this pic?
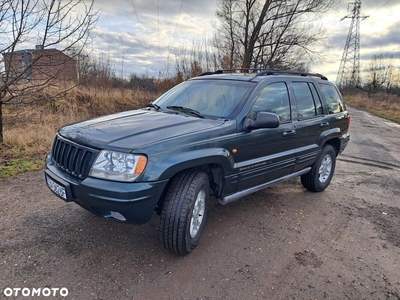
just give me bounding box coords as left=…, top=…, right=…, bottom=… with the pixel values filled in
left=324, top=138, right=341, bottom=156
left=153, top=149, right=232, bottom=212
left=317, top=128, right=342, bottom=156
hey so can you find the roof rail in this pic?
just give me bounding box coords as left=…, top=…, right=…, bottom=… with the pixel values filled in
left=199, top=68, right=277, bottom=76
left=198, top=69, right=328, bottom=80
left=198, top=70, right=224, bottom=76
left=255, top=69, right=328, bottom=80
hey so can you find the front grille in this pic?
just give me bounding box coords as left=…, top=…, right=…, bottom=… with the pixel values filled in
left=51, top=135, right=98, bottom=179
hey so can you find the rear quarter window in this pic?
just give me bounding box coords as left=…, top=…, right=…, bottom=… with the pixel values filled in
left=318, top=84, right=345, bottom=114
left=292, top=82, right=324, bottom=120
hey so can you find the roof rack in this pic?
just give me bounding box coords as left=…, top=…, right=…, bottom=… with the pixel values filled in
left=198, top=70, right=224, bottom=76
left=199, top=68, right=276, bottom=76
left=198, top=68, right=328, bottom=80
left=255, top=69, right=328, bottom=80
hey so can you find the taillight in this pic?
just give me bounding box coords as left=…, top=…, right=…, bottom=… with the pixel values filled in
left=345, top=115, right=351, bottom=132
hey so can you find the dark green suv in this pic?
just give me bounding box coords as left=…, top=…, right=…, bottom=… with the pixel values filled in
left=45, top=70, right=350, bottom=255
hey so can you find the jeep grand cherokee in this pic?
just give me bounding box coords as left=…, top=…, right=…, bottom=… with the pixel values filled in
left=45, top=70, right=350, bottom=255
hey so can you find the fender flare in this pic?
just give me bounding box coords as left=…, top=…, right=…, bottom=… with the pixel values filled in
left=143, top=148, right=235, bottom=181
left=316, top=128, right=341, bottom=148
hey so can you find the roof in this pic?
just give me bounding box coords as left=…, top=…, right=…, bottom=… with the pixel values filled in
left=2, top=48, right=69, bottom=57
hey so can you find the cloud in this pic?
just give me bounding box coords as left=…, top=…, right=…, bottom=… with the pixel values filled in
left=362, top=0, right=398, bottom=10
left=362, top=20, right=400, bottom=51
left=87, top=0, right=398, bottom=77
left=88, top=0, right=218, bottom=76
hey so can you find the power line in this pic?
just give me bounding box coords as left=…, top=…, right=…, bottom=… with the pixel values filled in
left=173, top=0, right=184, bottom=43
left=170, top=0, right=184, bottom=71
left=363, top=0, right=392, bottom=23
left=158, top=0, right=161, bottom=77
left=131, top=0, right=146, bottom=48
left=165, top=0, right=184, bottom=75
left=375, top=0, right=391, bottom=12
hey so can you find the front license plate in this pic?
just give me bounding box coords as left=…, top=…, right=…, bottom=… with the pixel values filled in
left=45, top=174, right=67, bottom=200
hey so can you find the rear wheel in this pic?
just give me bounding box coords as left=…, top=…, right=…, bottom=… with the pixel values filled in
left=160, top=170, right=210, bottom=255
left=301, top=145, right=336, bottom=192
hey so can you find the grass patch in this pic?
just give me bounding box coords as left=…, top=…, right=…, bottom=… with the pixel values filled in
left=0, top=158, right=44, bottom=178
left=0, top=143, right=45, bottom=178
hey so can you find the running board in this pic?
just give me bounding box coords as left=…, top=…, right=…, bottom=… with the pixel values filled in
left=219, top=167, right=311, bottom=205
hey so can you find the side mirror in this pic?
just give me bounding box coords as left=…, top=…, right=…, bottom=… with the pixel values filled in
left=244, top=112, right=280, bottom=131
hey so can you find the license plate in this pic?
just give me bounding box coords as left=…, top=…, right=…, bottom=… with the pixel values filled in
left=46, top=174, right=67, bottom=200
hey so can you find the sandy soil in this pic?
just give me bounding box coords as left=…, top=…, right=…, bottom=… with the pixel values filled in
left=1, top=107, right=400, bottom=300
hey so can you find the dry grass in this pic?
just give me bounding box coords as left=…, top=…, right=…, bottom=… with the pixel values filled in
left=343, top=92, right=400, bottom=124
left=1, top=86, right=157, bottom=177
left=1, top=87, right=399, bottom=178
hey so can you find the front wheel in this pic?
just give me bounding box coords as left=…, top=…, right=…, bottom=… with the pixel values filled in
left=160, top=170, right=210, bottom=255
left=301, top=145, right=336, bottom=192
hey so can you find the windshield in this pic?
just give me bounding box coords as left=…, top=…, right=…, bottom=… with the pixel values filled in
left=153, top=80, right=254, bottom=118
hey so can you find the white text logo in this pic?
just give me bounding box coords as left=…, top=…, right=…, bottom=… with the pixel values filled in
left=3, top=287, right=68, bottom=297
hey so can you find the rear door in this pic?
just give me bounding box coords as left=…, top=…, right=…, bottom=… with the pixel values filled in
left=318, top=83, right=349, bottom=134
left=235, top=81, right=297, bottom=191
left=290, top=80, right=330, bottom=172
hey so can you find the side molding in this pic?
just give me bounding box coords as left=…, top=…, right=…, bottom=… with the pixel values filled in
left=219, top=167, right=311, bottom=205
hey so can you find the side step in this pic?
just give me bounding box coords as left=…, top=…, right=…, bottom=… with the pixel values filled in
left=219, top=168, right=311, bottom=205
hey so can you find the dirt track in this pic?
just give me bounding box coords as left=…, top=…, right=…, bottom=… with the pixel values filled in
left=1, top=107, right=400, bottom=300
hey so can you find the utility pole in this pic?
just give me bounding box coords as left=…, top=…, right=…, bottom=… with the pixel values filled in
left=336, top=0, right=368, bottom=88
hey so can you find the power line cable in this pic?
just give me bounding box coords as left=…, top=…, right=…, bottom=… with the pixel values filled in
left=131, top=0, right=146, bottom=48
left=173, top=0, right=184, bottom=44
left=158, top=0, right=161, bottom=77
left=375, top=0, right=391, bottom=12
left=165, top=0, right=184, bottom=76
left=363, top=0, right=391, bottom=22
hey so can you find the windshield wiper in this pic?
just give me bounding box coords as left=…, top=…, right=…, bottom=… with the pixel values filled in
left=146, top=103, right=161, bottom=110
left=166, top=106, right=205, bottom=119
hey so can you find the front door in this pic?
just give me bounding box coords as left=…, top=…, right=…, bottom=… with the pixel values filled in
left=234, top=82, right=297, bottom=191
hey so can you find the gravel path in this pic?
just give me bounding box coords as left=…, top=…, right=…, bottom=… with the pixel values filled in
left=1, top=107, right=400, bottom=299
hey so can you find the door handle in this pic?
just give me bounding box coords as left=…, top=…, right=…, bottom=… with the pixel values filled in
left=320, top=122, right=330, bottom=127
left=283, top=130, right=296, bottom=136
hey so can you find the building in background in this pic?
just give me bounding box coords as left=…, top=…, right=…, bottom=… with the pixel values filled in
left=2, top=46, right=77, bottom=83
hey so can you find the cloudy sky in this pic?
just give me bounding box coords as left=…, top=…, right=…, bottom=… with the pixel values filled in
left=89, top=0, right=399, bottom=81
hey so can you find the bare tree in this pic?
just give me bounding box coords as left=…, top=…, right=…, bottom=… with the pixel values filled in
left=362, top=53, right=398, bottom=97
left=213, top=0, right=339, bottom=70
left=170, top=39, right=220, bottom=82
left=0, top=0, right=99, bottom=142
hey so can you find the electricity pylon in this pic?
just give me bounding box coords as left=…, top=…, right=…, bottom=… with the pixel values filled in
left=336, top=0, right=368, bottom=87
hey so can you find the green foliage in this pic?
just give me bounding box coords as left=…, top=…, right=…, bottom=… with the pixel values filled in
left=0, top=158, right=44, bottom=178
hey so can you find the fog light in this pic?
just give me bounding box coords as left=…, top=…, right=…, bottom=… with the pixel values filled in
left=110, top=211, right=126, bottom=221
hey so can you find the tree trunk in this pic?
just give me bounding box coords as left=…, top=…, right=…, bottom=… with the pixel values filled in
left=0, top=102, right=3, bottom=143
left=241, top=0, right=272, bottom=70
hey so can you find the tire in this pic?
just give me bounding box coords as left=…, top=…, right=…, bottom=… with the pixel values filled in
left=301, top=145, right=336, bottom=192
left=160, top=170, right=210, bottom=255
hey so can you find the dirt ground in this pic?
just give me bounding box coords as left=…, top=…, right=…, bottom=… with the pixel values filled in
left=1, top=107, right=400, bottom=300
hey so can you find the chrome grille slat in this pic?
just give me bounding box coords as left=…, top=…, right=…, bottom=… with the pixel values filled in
left=51, top=135, right=97, bottom=179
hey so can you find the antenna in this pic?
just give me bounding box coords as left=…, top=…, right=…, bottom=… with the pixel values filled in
left=336, top=0, right=368, bottom=87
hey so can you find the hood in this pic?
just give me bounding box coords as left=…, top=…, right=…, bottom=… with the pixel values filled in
left=59, top=109, right=226, bottom=150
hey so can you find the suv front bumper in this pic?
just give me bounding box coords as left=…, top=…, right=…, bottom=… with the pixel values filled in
left=45, top=156, right=169, bottom=224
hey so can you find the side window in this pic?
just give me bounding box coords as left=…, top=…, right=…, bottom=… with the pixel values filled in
left=251, top=82, right=291, bottom=123
left=318, top=84, right=345, bottom=114
left=292, top=82, right=317, bottom=119
left=309, top=83, right=324, bottom=115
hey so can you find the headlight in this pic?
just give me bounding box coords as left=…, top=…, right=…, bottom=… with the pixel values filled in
left=89, top=150, right=147, bottom=182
